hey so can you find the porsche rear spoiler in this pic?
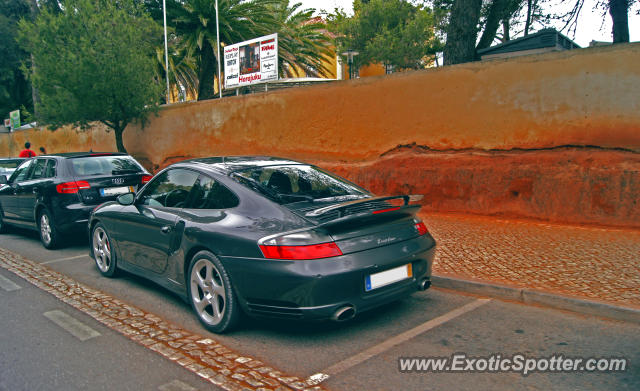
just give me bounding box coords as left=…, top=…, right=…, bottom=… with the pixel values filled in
left=304, top=195, right=424, bottom=227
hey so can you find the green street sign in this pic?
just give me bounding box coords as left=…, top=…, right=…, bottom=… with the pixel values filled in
left=9, top=110, right=20, bottom=129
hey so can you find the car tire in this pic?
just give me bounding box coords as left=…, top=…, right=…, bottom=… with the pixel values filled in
left=91, top=223, right=118, bottom=277
left=38, top=208, right=60, bottom=249
left=187, top=250, right=241, bottom=333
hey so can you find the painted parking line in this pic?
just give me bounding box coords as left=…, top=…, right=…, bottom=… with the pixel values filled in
left=0, top=273, right=22, bottom=291
left=306, top=298, right=492, bottom=385
left=41, top=254, right=89, bottom=265
left=158, top=379, right=198, bottom=391
left=44, top=310, right=102, bottom=341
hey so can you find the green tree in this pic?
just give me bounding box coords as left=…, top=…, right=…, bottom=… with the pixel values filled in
left=0, top=0, right=32, bottom=122
left=330, top=0, right=442, bottom=72
left=18, top=0, right=163, bottom=153
left=270, top=1, right=333, bottom=78
left=166, top=0, right=278, bottom=100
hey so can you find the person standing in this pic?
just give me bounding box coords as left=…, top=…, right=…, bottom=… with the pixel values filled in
left=19, top=142, right=36, bottom=158
left=39, top=146, right=46, bottom=155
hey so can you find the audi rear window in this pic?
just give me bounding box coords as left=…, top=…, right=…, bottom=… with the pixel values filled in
left=69, top=156, right=143, bottom=177
left=231, top=165, right=369, bottom=204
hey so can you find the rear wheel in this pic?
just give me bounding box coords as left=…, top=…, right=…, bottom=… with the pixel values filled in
left=92, top=223, right=118, bottom=277
left=38, top=208, right=60, bottom=249
left=187, top=251, right=240, bottom=333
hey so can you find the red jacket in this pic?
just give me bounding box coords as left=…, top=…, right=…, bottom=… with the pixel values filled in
left=19, top=149, right=36, bottom=158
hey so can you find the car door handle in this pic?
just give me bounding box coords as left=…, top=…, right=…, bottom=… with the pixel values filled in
left=161, top=226, right=172, bottom=234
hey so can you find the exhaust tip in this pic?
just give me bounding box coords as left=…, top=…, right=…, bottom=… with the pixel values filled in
left=331, top=305, right=356, bottom=322
left=419, top=278, right=431, bottom=291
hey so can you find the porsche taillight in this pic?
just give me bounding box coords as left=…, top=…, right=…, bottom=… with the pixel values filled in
left=258, top=230, right=342, bottom=260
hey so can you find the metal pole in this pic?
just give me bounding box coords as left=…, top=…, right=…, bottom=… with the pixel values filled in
left=215, top=0, right=222, bottom=99
left=163, top=0, right=170, bottom=103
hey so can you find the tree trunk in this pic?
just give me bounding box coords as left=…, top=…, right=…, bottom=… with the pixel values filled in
left=524, top=0, right=532, bottom=35
left=197, top=39, right=217, bottom=101
left=477, top=0, right=507, bottom=50
left=444, top=0, right=483, bottom=65
left=609, top=0, right=629, bottom=43
left=114, top=125, right=127, bottom=153
left=502, top=19, right=511, bottom=42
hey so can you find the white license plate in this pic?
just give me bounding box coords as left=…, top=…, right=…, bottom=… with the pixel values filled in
left=100, top=186, right=134, bottom=196
left=365, top=263, right=412, bottom=292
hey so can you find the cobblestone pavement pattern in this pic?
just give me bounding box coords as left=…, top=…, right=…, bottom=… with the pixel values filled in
left=422, top=213, right=640, bottom=308
left=0, top=248, right=326, bottom=391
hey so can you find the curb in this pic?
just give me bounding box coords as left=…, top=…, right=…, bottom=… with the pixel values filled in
left=431, top=275, right=640, bottom=324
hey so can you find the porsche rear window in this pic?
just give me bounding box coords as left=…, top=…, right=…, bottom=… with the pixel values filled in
left=232, top=165, right=369, bottom=204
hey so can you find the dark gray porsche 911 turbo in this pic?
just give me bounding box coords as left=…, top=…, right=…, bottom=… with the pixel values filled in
left=89, top=156, right=435, bottom=333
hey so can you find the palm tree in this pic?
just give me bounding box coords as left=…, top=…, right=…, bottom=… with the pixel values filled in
left=171, top=0, right=278, bottom=100
left=269, top=1, right=334, bottom=78
left=153, top=34, right=199, bottom=102
left=147, top=0, right=335, bottom=100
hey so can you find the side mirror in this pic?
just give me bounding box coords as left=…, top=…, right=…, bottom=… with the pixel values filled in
left=0, top=175, right=7, bottom=185
left=116, top=192, right=135, bottom=206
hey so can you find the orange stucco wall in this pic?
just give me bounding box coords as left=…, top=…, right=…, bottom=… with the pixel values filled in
left=2, top=43, right=639, bottom=227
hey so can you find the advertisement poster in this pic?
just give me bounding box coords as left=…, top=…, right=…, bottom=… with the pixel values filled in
left=9, top=110, right=20, bottom=129
left=224, top=33, right=278, bottom=89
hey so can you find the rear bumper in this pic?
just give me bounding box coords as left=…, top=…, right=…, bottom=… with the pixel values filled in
left=222, top=234, right=436, bottom=321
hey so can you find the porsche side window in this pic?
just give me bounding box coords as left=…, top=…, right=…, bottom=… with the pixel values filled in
left=139, top=169, right=199, bottom=208
left=189, top=176, right=239, bottom=210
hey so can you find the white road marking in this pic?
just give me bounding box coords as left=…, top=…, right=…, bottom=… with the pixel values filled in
left=158, top=380, right=198, bottom=391
left=43, top=310, right=101, bottom=341
left=0, top=273, right=21, bottom=291
left=307, top=298, right=491, bottom=384
left=41, top=254, right=89, bottom=265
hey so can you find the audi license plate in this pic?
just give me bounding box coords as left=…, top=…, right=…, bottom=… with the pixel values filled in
left=100, top=186, right=134, bottom=196
left=365, top=263, right=412, bottom=291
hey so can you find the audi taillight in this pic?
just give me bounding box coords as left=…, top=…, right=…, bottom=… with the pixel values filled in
left=56, top=181, right=90, bottom=194
left=141, top=175, right=152, bottom=184
left=258, top=230, right=342, bottom=260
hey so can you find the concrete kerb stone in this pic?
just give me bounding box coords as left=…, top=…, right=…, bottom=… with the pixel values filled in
left=431, top=275, right=640, bottom=324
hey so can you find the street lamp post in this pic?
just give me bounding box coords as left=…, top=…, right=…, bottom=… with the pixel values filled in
left=215, top=0, right=222, bottom=99
left=162, top=0, right=170, bottom=103
left=341, top=49, right=359, bottom=80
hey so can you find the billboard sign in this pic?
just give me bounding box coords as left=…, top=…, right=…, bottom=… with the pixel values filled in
left=224, top=33, right=278, bottom=89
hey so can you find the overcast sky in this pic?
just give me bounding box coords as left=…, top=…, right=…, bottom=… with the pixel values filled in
left=297, top=0, right=639, bottom=48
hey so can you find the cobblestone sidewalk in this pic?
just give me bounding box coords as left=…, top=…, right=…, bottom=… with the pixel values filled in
left=421, top=213, right=640, bottom=308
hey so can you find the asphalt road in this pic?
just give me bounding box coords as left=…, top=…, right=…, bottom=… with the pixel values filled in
left=1, top=228, right=639, bottom=391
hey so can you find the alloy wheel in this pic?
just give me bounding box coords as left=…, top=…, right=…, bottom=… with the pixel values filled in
left=190, top=258, right=227, bottom=326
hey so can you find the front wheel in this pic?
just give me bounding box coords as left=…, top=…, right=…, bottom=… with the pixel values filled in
left=92, top=223, right=118, bottom=277
left=39, top=208, right=60, bottom=249
left=187, top=251, right=240, bottom=333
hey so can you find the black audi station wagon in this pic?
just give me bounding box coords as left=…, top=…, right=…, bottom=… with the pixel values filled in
left=89, top=156, right=436, bottom=333
left=0, top=152, right=151, bottom=248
